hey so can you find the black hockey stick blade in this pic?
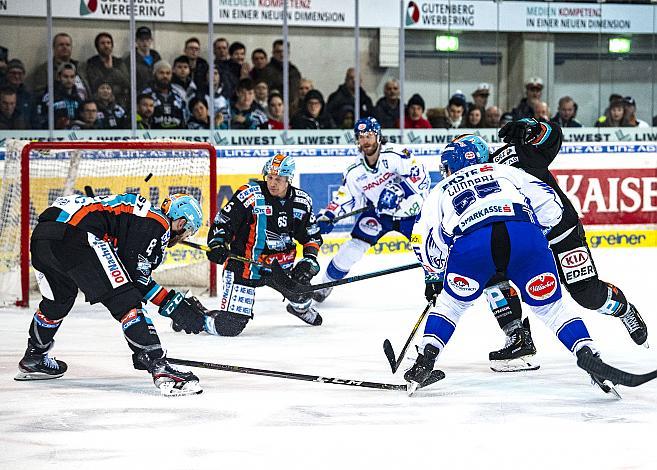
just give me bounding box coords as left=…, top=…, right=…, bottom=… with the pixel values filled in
left=84, top=185, right=95, bottom=197
left=168, top=357, right=408, bottom=391
left=577, top=346, right=657, bottom=388
left=383, top=339, right=397, bottom=373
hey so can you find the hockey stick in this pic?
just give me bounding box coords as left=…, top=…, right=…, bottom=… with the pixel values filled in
left=181, top=240, right=264, bottom=267
left=328, top=206, right=370, bottom=224
left=576, top=346, right=657, bottom=388
left=383, top=301, right=432, bottom=373
left=168, top=357, right=407, bottom=390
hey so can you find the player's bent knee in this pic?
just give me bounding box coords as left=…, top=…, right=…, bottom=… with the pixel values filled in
left=205, top=310, right=250, bottom=337
left=38, top=296, right=76, bottom=320
left=101, top=285, right=146, bottom=320
left=566, top=278, right=611, bottom=311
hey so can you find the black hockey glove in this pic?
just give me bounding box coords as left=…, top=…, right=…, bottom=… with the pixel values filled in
left=498, top=118, right=542, bottom=146
left=207, top=227, right=229, bottom=264
left=291, top=256, right=320, bottom=284
left=425, top=282, right=443, bottom=306
left=159, top=290, right=206, bottom=334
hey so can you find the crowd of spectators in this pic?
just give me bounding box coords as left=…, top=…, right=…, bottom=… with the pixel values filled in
left=0, top=33, right=655, bottom=131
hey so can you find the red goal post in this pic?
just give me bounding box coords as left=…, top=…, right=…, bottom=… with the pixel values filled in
left=1, top=140, right=218, bottom=307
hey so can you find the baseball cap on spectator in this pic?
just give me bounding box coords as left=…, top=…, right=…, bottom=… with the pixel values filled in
left=136, top=26, right=152, bottom=40
left=525, top=77, right=544, bottom=89
left=7, top=59, right=25, bottom=73
left=449, top=91, right=467, bottom=108
left=472, top=83, right=490, bottom=96
left=623, top=96, right=636, bottom=107
left=407, top=93, right=425, bottom=110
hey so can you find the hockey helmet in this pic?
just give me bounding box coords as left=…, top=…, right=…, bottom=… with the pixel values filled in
left=354, top=117, right=382, bottom=141
left=263, top=153, right=295, bottom=180
left=440, top=140, right=481, bottom=176
left=453, top=134, right=489, bottom=163
left=161, top=193, right=203, bottom=239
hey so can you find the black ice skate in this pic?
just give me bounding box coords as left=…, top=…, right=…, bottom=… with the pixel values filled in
left=576, top=346, right=621, bottom=399
left=311, top=286, right=332, bottom=303
left=618, top=304, right=648, bottom=347
left=286, top=303, right=323, bottom=326
left=137, top=350, right=202, bottom=397
left=489, top=318, right=540, bottom=372
left=404, top=344, right=442, bottom=396
left=15, top=340, right=67, bottom=381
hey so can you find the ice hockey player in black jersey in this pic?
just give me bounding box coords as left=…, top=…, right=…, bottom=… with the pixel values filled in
left=462, top=120, right=648, bottom=371
left=205, top=154, right=323, bottom=336
left=15, top=193, right=207, bottom=396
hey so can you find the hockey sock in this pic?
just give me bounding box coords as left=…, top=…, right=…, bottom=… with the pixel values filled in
left=556, top=318, right=594, bottom=354
left=485, top=281, right=522, bottom=333
left=322, top=238, right=370, bottom=281
left=28, top=309, right=63, bottom=350
left=596, top=283, right=629, bottom=317
left=119, top=308, right=163, bottom=360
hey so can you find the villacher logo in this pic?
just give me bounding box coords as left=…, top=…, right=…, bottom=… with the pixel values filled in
left=79, top=0, right=98, bottom=16
left=406, top=1, right=420, bottom=25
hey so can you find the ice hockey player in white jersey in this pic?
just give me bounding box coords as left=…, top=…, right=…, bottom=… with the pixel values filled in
left=313, top=117, right=430, bottom=302
left=406, top=140, right=619, bottom=396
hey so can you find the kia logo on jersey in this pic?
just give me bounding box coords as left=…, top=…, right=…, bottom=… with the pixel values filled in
left=560, top=248, right=589, bottom=268
left=447, top=273, right=479, bottom=296
left=526, top=273, right=558, bottom=300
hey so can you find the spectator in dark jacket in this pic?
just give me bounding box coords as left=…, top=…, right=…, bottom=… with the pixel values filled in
left=127, top=26, right=162, bottom=92
left=229, top=78, right=268, bottom=130
left=373, top=79, right=400, bottom=128
left=260, top=39, right=302, bottom=111
left=86, top=32, right=130, bottom=109
left=187, top=96, right=211, bottom=129
left=4, top=59, right=33, bottom=126
left=291, top=89, right=335, bottom=130
left=249, top=48, right=268, bottom=83
left=69, top=99, right=102, bottom=130
left=326, top=67, right=374, bottom=126
left=95, top=82, right=127, bottom=129
left=184, top=37, right=210, bottom=94
left=0, top=86, right=28, bottom=130
left=35, top=62, right=83, bottom=129
left=551, top=96, right=582, bottom=127
left=136, top=93, right=155, bottom=129
left=140, top=60, right=186, bottom=129
left=428, top=93, right=466, bottom=129
left=512, top=77, right=543, bottom=120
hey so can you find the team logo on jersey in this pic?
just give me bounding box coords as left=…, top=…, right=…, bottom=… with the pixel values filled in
left=446, top=273, right=479, bottom=296
left=525, top=273, right=558, bottom=300
left=253, top=205, right=273, bottom=215
left=558, top=248, right=596, bottom=284
left=358, top=217, right=381, bottom=236
left=362, top=172, right=395, bottom=191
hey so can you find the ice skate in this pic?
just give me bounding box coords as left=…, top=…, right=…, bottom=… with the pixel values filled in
left=311, top=286, right=332, bottom=303
left=286, top=303, right=323, bottom=326
left=404, top=344, right=440, bottom=396
left=576, top=346, right=622, bottom=399
left=15, top=340, right=67, bottom=381
left=489, top=318, right=540, bottom=372
left=618, top=304, right=648, bottom=347
left=138, top=350, right=202, bottom=396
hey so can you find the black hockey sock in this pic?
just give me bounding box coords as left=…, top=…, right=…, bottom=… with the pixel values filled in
left=28, top=309, right=63, bottom=350
left=486, top=282, right=522, bottom=332
left=119, top=308, right=163, bottom=362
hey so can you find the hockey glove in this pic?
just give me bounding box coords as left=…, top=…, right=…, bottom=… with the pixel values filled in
left=498, top=118, right=542, bottom=146
left=207, top=227, right=229, bottom=264
left=377, top=183, right=405, bottom=214
left=316, top=211, right=336, bottom=235
left=291, top=256, right=320, bottom=284
left=425, top=282, right=443, bottom=306
left=159, top=290, right=205, bottom=334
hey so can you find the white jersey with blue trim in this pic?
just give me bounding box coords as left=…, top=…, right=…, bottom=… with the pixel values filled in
left=412, top=163, right=563, bottom=278
left=326, top=142, right=430, bottom=219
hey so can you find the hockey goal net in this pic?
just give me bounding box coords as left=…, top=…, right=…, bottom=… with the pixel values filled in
left=0, top=140, right=218, bottom=307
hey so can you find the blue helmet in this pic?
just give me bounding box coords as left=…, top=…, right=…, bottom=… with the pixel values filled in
left=354, top=117, right=381, bottom=141
left=453, top=134, right=489, bottom=163
left=263, top=153, right=295, bottom=180
left=440, top=141, right=481, bottom=176
left=161, top=193, right=203, bottom=238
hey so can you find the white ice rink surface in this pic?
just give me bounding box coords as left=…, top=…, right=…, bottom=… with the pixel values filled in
left=1, top=248, right=657, bottom=469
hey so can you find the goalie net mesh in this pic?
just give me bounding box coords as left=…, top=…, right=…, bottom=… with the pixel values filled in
left=0, top=140, right=217, bottom=307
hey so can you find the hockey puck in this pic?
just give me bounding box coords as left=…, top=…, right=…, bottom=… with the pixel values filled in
left=144, top=173, right=153, bottom=182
